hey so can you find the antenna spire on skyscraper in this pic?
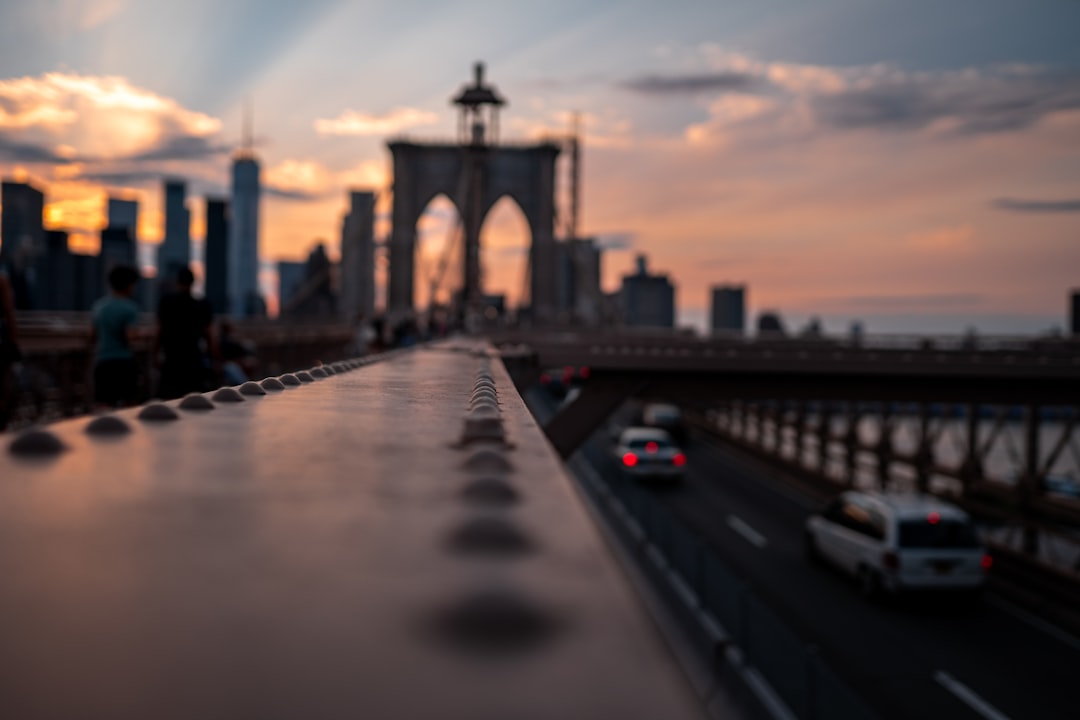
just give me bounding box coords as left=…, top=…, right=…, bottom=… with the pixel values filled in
left=242, top=95, right=254, bottom=154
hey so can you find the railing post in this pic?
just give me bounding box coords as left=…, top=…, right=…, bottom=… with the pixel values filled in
left=817, top=403, right=832, bottom=475
left=845, top=403, right=861, bottom=487
left=1021, top=404, right=1041, bottom=555
left=915, top=402, right=933, bottom=494
left=960, top=404, right=983, bottom=494
left=876, top=404, right=893, bottom=490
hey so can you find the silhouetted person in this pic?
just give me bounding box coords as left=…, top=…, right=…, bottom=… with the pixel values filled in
left=0, top=266, right=21, bottom=431
left=154, top=266, right=215, bottom=400
left=90, top=265, right=142, bottom=408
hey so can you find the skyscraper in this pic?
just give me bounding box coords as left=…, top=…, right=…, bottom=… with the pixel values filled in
left=159, top=179, right=190, bottom=285
left=619, top=254, right=675, bottom=328
left=710, top=285, right=746, bottom=334
left=107, top=197, right=138, bottom=235
left=1, top=180, right=46, bottom=309
left=228, top=153, right=261, bottom=317
left=204, top=197, right=230, bottom=315
left=340, top=190, right=375, bottom=321
left=555, top=237, right=602, bottom=325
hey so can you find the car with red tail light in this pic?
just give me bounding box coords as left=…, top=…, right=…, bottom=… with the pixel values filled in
left=613, top=427, right=687, bottom=482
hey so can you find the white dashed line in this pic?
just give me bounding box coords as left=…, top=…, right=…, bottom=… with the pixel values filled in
left=934, top=671, right=1011, bottom=720
left=726, top=515, right=768, bottom=549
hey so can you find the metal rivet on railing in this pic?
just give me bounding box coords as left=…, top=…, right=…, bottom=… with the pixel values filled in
left=462, top=477, right=520, bottom=506
left=239, top=381, right=267, bottom=396
left=447, top=516, right=533, bottom=556
left=138, top=403, right=180, bottom=421
left=428, top=587, right=558, bottom=654
left=179, top=393, right=215, bottom=411
left=8, top=427, right=67, bottom=457
left=296, top=371, right=315, bottom=383
left=212, top=387, right=245, bottom=403
left=310, top=367, right=328, bottom=379
left=261, top=377, right=286, bottom=391
left=464, top=447, right=513, bottom=473
left=279, top=374, right=301, bottom=387
left=85, top=415, right=132, bottom=436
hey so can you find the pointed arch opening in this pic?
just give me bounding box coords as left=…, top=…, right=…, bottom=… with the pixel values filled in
left=479, top=194, right=532, bottom=320
left=415, top=193, right=462, bottom=313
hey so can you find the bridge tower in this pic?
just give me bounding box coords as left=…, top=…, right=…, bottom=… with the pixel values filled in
left=388, top=63, right=560, bottom=324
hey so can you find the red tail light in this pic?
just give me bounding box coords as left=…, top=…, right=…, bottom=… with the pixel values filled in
left=540, top=373, right=550, bottom=384
left=645, top=441, right=659, bottom=453
left=981, top=554, right=993, bottom=571
left=622, top=453, right=638, bottom=467
left=672, top=453, right=687, bottom=467
left=579, top=366, right=590, bottom=379
left=882, top=551, right=900, bottom=571
left=927, top=512, right=941, bottom=525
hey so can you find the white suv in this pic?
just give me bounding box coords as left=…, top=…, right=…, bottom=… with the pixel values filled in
left=804, top=491, right=991, bottom=598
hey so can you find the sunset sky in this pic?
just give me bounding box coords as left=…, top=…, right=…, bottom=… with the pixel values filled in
left=1, top=0, right=1078, bottom=333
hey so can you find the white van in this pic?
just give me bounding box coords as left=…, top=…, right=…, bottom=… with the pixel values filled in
left=805, top=491, right=991, bottom=598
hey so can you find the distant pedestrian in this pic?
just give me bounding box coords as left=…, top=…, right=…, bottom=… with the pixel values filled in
left=0, top=266, right=21, bottom=430
left=154, top=266, right=215, bottom=399
left=218, top=319, right=256, bottom=385
left=348, top=312, right=376, bottom=357
left=90, top=265, right=142, bottom=409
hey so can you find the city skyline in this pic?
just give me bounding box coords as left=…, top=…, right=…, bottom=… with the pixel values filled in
left=0, top=1, right=1078, bottom=332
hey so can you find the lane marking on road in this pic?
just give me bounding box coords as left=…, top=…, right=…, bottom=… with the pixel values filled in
left=934, top=671, right=1011, bottom=720
left=986, top=596, right=1080, bottom=654
left=726, top=515, right=768, bottom=549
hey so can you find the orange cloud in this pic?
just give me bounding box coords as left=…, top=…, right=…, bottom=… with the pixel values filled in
left=314, top=108, right=439, bottom=136
left=0, top=72, right=220, bottom=160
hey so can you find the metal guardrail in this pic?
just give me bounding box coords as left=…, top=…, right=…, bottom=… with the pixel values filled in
left=0, top=341, right=707, bottom=718
left=572, top=441, right=877, bottom=720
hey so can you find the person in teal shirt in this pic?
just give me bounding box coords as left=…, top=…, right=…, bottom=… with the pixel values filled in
left=90, top=265, right=142, bottom=408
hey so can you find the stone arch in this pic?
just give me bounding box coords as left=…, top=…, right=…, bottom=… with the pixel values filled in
left=388, top=140, right=559, bottom=321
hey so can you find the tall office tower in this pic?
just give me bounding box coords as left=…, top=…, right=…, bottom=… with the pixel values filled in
left=107, top=197, right=139, bottom=235
left=228, top=152, right=261, bottom=316
left=1071, top=290, right=1080, bottom=336
left=204, top=197, right=230, bottom=314
left=619, top=254, right=675, bottom=328
left=72, top=252, right=103, bottom=311
left=40, top=231, right=74, bottom=310
left=339, top=190, right=375, bottom=321
left=100, top=227, right=136, bottom=271
left=277, top=261, right=305, bottom=312
left=555, top=237, right=602, bottom=325
left=159, top=179, right=190, bottom=286
left=710, top=285, right=746, bottom=334
left=1, top=180, right=46, bottom=309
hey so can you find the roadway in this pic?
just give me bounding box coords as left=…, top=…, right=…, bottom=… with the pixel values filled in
left=536, top=391, right=1079, bottom=720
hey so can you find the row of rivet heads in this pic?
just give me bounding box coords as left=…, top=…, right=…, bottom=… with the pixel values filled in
left=433, top=358, right=558, bottom=657
left=4, top=356, right=376, bottom=458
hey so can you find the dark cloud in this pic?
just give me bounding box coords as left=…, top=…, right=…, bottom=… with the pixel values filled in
left=991, top=197, right=1080, bottom=213
left=620, top=72, right=760, bottom=95
left=841, top=293, right=983, bottom=308
left=129, top=135, right=233, bottom=162
left=812, top=67, right=1080, bottom=135
left=263, top=185, right=331, bottom=202
left=0, top=135, right=73, bottom=164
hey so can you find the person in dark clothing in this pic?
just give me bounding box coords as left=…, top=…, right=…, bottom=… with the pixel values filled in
left=90, top=265, right=142, bottom=408
left=0, top=267, right=20, bottom=431
left=154, top=266, right=215, bottom=400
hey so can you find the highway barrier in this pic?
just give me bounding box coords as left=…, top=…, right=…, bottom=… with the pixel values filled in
left=572, top=441, right=877, bottom=720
